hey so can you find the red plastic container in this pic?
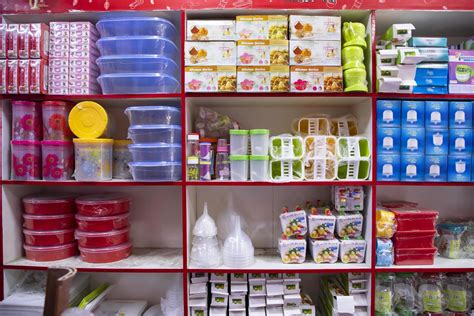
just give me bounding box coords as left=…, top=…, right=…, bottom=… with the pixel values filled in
left=75, top=194, right=130, bottom=216
left=23, top=213, right=75, bottom=230
left=75, top=227, right=130, bottom=248
left=79, top=242, right=132, bottom=263
left=24, top=242, right=77, bottom=262
left=392, top=209, right=439, bottom=231
left=23, top=228, right=75, bottom=246
left=394, top=247, right=437, bottom=265
left=393, top=230, right=436, bottom=249
left=381, top=201, right=418, bottom=209
left=75, top=213, right=129, bottom=232
left=22, top=195, right=75, bottom=215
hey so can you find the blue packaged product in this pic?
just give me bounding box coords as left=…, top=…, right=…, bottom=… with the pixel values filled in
left=425, top=155, right=448, bottom=182
left=376, top=238, right=393, bottom=267
left=413, top=86, right=448, bottom=94
left=401, top=127, right=425, bottom=154
left=401, top=154, right=425, bottom=182
left=415, top=63, right=449, bottom=77
left=472, top=156, right=474, bottom=182
left=402, top=100, right=425, bottom=127
left=425, top=101, right=448, bottom=128
left=377, top=100, right=401, bottom=127
left=418, top=47, right=449, bottom=62
left=408, top=37, right=448, bottom=47
left=377, top=128, right=401, bottom=154
left=449, top=129, right=473, bottom=155
left=449, top=101, right=473, bottom=128
left=448, top=155, right=471, bottom=182
left=377, top=154, right=400, bottom=181
left=425, top=128, right=449, bottom=155
left=415, top=76, right=448, bottom=87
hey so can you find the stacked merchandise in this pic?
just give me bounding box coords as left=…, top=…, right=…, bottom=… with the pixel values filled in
left=95, top=17, right=179, bottom=94
left=112, top=139, right=133, bottom=179
left=436, top=220, right=474, bottom=260
left=2, top=23, right=49, bottom=94
left=125, top=106, right=182, bottom=181
left=189, top=273, right=210, bottom=316
left=448, top=48, right=474, bottom=94
left=279, top=206, right=308, bottom=264
left=452, top=37, right=474, bottom=50
left=160, top=275, right=184, bottom=316
left=341, top=22, right=368, bottom=92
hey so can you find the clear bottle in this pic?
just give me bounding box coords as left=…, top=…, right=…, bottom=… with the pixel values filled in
left=215, top=139, right=230, bottom=180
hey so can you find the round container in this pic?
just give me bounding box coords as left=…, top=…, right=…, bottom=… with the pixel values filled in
left=75, top=227, right=130, bottom=248
left=23, top=228, right=75, bottom=246
left=24, top=242, right=77, bottom=262
left=79, top=242, right=132, bottom=263
left=23, top=213, right=75, bottom=231
left=124, top=106, right=181, bottom=126
left=75, top=194, right=130, bottom=217
left=12, top=100, right=42, bottom=141
left=73, top=138, right=113, bottom=181
left=41, top=141, right=74, bottom=181
left=11, top=140, right=41, bottom=180
left=129, top=162, right=182, bottom=181
left=96, top=17, right=176, bottom=39
left=342, top=22, right=367, bottom=48
left=343, top=68, right=368, bottom=92
left=250, top=155, right=269, bottom=181
left=41, top=101, right=73, bottom=141
left=96, top=36, right=178, bottom=59
left=250, top=129, right=270, bottom=156
left=75, top=213, right=130, bottom=232
left=230, top=155, right=249, bottom=181
left=229, top=130, right=249, bottom=155
left=128, top=125, right=181, bottom=144
left=342, top=46, right=364, bottom=65
left=69, top=101, right=108, bottom=139
left=98, top=73, right=180, bottom=94
left=113, top=140, right=132, bottom=180
left=128, top=143, right=182, bottom=162
left=22, top=195, right=75, bottom=215
left=96, top=55, right=178, bottom=77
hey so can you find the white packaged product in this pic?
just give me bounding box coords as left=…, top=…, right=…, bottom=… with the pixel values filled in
left=289, top=15, right=341, bottom=40
left=185, top=41, right=236, bottom=66
left=290, top=40, right=341, bottom=66
left=310, top=239, right=340, bottom=263
left=93, top=300, right=147, bottom=316
left=336, top=212, right=363, bottom=238
left=250, top=155, right=269, bottom=181
left=236, top=15, right=288, bottom=40
left=187, top=20, right=235, bottom=41
left=339, top=239, right=366, bottom=263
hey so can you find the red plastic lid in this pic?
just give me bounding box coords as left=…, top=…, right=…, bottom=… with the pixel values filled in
left=75, top=194, right=131, bottom=205
left=23, top=228, right=75, bottom=235
left=79, top=241, right=132, bottom=253
left=12, top=100, right=37, bottom=107
left=23, top=213, right=74, bottom=220
left=75, top=227, right=129, bottom=238
left=23, top=241, right=77, bottom=251
left=395, top=230, right=437, bottom=237
left=11, top=140, right=41, bottom=146
left=76, top=213, right=129, bottom=222
left=23, top=195, right=75, bottom=204
left=395, top=247, right=437, bottom=255
left=392, top=209, right=439, bottom=218
left=42, top=101, right=72, bottom=107
left=381, top=201, right=418, bottom=208
left=41, top=140, right=74, bottom=147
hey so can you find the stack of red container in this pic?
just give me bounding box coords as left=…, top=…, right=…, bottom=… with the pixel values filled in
left=22, top=195, right=77, bottom=261
left=75, top=194, right=132, bottom=263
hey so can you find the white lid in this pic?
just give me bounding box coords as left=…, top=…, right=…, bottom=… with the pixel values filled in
left=193, top=202, right=217, bottom=237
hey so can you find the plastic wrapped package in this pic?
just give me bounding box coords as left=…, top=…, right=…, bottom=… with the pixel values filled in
left=462, top=222, right=474, bottom=259
left=376, top=208, right=397, bottom=239
left=375, top=273, right=394, bottom=316
left=333, top=186, right=364, bottom=212
left=393, top=273, right=418, bottom=315
left=22, top=195, right=75, bottom=215
left=436, top=223, right=467, bottom=259
left=376, top=238, right=394, bottom=267
left=194, top=107, right=240, bottom=139
left=335, top=212, right=363, bottom=238
left=445, top=273, right=472, bottom=313
left=418, top=273, right=445, bottom=314
left=391, top=208, right=439, bottom=231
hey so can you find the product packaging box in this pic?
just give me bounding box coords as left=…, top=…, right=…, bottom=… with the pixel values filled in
left=283, top=280, right=300, bottom=294
left=236, top=15, right=288, bottom=40
left=401, top=127, right=425, bottom=154
left=448, top=155, right=471, bottom=182
left=449, top=128, right=473, bottom=155
left=210, top=282, right=229, bottom=295
left=185, top=66, right=237, bottom=92
left=191, top=273, right=208, bottom=283
left=0, top=24, right=6, bottom=58
left=18, top=59, right=29, bottom=94
left=377, top=127, right=401, bottom=154
left=189, top=282, right=208, bottom=297
left=309, top=239, right=340, bottom=263
left=378, top=78, right=415, bottom=93
left=6, top=59, right=18, bottom=94
left=266, top=295, right=284, bottom=306
left=397, top=48, right=425, bottom=65
left=425, top=128, right=449, bottom=155
left=210, top=307, right=227, bottom=316
left=6, top=24, right=19, bottom=59
left=237, top=66, right=289, bottom=92
left=377, top=100, right=401, bottom=127
left=380, top=23, right=415, bottom=44
left=18, top=24, right=30, bottom=59
left=415, top=76, right=447, bottom=87
left=413, top=85, right=448, bottom=94
left=210, top=273, right=227, bottom=282
left=377, top=64, right=416, bottom=81
left=401, top=154, right=424, bottom=182
left=249, top=296, right=266, bottom=308
left=249, top=273, right=265, bottom=280
left=211, top=294, right=229, bottom=307
left=339, top=239, right=366, bottom=263
left=266, top=306, right=284, bottom=316
left=402, top=100, right=425, bottom=127
left=449, top=50, right=474, bottom=94
left=229, top=295, right=246, bottom=310
left=377, top=154, right=401, bottom=181
left=425, top=101, right=448, bottom=128
left=290, top=66, right=342, bottom=92
left=230, top=283, right=248, bottom=295
left=237, top=40, right=289, bottom=65
left=230, top=273, right=248, bottom=283
left=377, top=49, right=398, bottom=66
left=408, top=37, right=448, bottom=47
left=0, top=60, right=6, bottom=94
left=187, top=20, right=235, bottom=41
left=449, top=101, right=473, bottom=128
left=415, top=63, right=448, bottom=80
left=418, top=47, right=449, bottom=62
left=191, top=307, right=207, bottom=316
left=185, top=41, right=236, bottom=66
left=282, top=273, right=299, bottom=280
left=266, top=283, right=285, bottom=296
left=290, top=40, right=341, bottom=66
left=283, top=293, right=302, bottom=307
left=289, top=15, right=341, bottom=40
left=249, top=280, right=266, bottom=296
left=249, top=307, right=266, bottom=316
left=29, top=23, right=49, bottom=59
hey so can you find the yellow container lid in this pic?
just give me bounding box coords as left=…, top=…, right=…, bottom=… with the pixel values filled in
left=73, top=138, right=114, bottom=144
left=69, top=101, right=108, bottom=139
left=114, top=139, right=132, bottom=146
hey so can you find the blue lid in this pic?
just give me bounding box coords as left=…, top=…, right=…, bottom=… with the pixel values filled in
left=96, top=54, right=178, bottom=65
left=129, top=161, right=181, bottom=167
left=128, top=124, right=182, bottom=130
left=125, top=106, right=180, bottom=112
left=97, top=17, right=175, bottom=30
left=98, top=73, right=180, bottom=83
left=97, top=36, right=177, bottom=47
left=129, top=143, right=181, bottom=149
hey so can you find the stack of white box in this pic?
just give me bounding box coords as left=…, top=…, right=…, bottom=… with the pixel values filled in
left=48, top=22, right=70, bottom=95
left=189, top=273, right=209, bottom=316
left=228, top=273, right=248, bottom=316
left=209, top=273, right=231, bottom=316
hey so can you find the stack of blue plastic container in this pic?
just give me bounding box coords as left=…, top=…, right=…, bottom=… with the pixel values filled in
left=95, top=16, right=180, bottom=94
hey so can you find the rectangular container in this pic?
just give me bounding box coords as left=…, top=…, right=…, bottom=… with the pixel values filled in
left=449, top=128, right=472, bottom=155
left=418, top=47, right=449, bottom=62
left=408, top=37, right=447, bottom=47
left=290, top=66, right=342, bottom=92
left=449, top=50, right=474, bottom=94
left=289, top=15, right=341, bottom=40
left=187, top=20, right=235, bottom=41
left=184, top=41, right=236, bottom=66
left=394, top=247, right=437, bottom=265
left=393, top=230, right=436, bottom=249
left=236, top=15, right=288, bottom=40
left=391, top=209, right=439, bottom=231
left=237, top=39, right=289, bottom=66
left=415, top=63, right=448, bottom=78
left=237, top=66, right=289, bottom=92
left=424, top=155, right=448, bottom=182
left=185, top=66, right=237, bottom=92
left=377, top=154, right=400, bottom=181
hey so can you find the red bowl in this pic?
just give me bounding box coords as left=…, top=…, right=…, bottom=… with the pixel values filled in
left=23, top=213, right=75, bottom=230
left=75, top=194, right=130, bottom=216
left=75, top=227, right=130, bottom=248
left=23, top=228, right=75, bottom=246
left=79, top=242, right=132, bottom=263
left=75, top=213, right=130, bottom=232
left=23, top=195, right=75, bottom=215
left=24, top=242, right=77, bottom=262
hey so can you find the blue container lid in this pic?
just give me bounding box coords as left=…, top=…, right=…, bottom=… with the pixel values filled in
left=129, top=143, right=182, bottom=149
left=128, top=124, right=182, bottom=130
left=129, top=161, right=181, bottom=167
left=97, top=73, right=180, bottom=85
left=125, top=106, right=180, bottom=112
left=96, top=36, right=177, bottom=49
left=97, top=17, right=176, bottom=30
left=96, top=55, right=178, bottom=66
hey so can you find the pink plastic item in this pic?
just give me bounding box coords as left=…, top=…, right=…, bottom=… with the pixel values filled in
left=79, top=242, right=132, bottom=263
left=23, top=195, right=75, bottom=215
left=41, top=141, right=74, bottom=180
left=75, top=227, right=130, bottom=248
left=23, top=213, right=75, bottom=231
left=41, top=101, right=73, bottom=140
left=75, top=194, right=130, bottom=216
left=23, top=228, right=75, bottom=246
left=11, top=140, right=41, bottom=180
left=24, top=242, right=77, bottom=262
left=75, top=213, right=129, bottom=232
left=11, top=100, right=42, bottom=140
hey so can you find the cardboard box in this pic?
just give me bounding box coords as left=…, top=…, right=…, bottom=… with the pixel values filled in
left=249, top=273, right=265, bottom=280
left=187, top=20, right=235, bottom=41
left=0, top=60, right=6, bottom=94
left=425, top=128, right=449, bottom=155
left=377, top=127, right=401, bottom=154
left=237, top=66, right=289, bottom=92
left=290, top=40, right=341, bottom=66
left=236, top=15, right=288, bottom=40
left=284, top=294, right=302, bottom=307
left=377, top=49, right=398, bottom=66
left=266, top=306, right=284, bottom=316
left=290, top=66, right=342, bottom=92
left=249, top=295, right=266, bottom=308
left=230, top=311, right=246, bottom=316
left=283, top=281, right=300, bottom=294
left=185, top=41, right=236, bottom=66
left=418, top=47, right=448, bottom=63
left=210, top=282, right=229, bottom=294
left=189, top=282, right=208, bottom=296
left=448, top=49, right=474, bottom=94
left=210, top=307, right=227, bottom=316
left=267, top=295, right=284, bottom=306
left=377, top=78, right=415, bottom=93
left=267, top=283, right=285, bottom=296
left=415, top=76, right=447, bottom=87
left=189, top=296, right=207, bottom=307
left=18, top=24, right=30, bottom=59
left=229, top=295, right=246, bottom=310
left=249, top=307, right=266, bottom=316
left=18, top=59, right=29, bottom=94
left=425, top=101, right=448, bottom=128
left=413, top=86, right=448, bottom=94
left=448, top=155, right=471, bottom=182
left=449, top=101, right=473, bottom=128
left=191, top=273, right=208, bottom=283
left=249, top=280, right=266, bottom=296
left=401, top=154, right=425, bottom=182
left=381, top=23, right=415, bottom=44
left=425, top=155, right=448, bottom=182
left=191, top=307, right=207, bottom=316
left=377, top=154, right=401, bottom=181
left=282, top=273, right=299, bottom=280
left=237, top=39, right=289, bottom=65
left=231, top=273, right=248, bottom=283
left=230, top=283, right=248, bottom=294
left=408, top=37, right=447, bottom=47
left=6, top=24, right=19, bottom=59
left=185, top=66, right=236, bottom=92
left=377, top=100, right=401, bottom=127
left=401, top=127, right=425, bottom=154
left=309, top=239, right=340, bottom=264
left=300, top=305, right=315, bottom=316
left=211, top=294, right=229, bottom=307
left=397, top=48, right=425, bottom=65
left=28, top=23, right=50, bottom=59
left=266, top=273, right=283, bottom=281
left=6, top=59, right=18, bottom=94
left=289, top=15, right=341, bottom=41
left=0, top=24, right=6, bottom=58
left=402, top=100, right=425, bottom=127
left=416, top=63, right=448, bottom=78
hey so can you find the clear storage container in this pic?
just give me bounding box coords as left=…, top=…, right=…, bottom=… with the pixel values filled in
left=250, top=155, right=269, bottom=181
left=41, top=101, right=73, bottom=141
left=24, top=242, right=77, bottom=262
left=250, top=129, right=270, bottom=156
left=98, top=74, right=180, bottom=94
left=11, top=140, right=42, bottom=180
left=12, top=100, right=42, bottom=141
left=76, top=213, right=130, bottom=232
left=41, top=141, right=74, bottom=181
left=96, top=55, right=179, bottom=77
left=75, top=227, right=130, bottom=248
left=75, top=194, right=130, bottom=217
left=23, top=213, right=75, bottom=231
left=73, top=139, right=113, bottom=181
left=22, top=195, right=75, bottom=215
left=230, top=155, right=249, bottom=181
left=229, top=130, right=249, bottom=155
left=124, top=106, right=181, bottom=126
left=128, top=125, right=181, bottom=144
left=96, top=36, right=178, bottom=59
left=23, top=228, right=75, bottom=247
left=113, top=140, right=132, bottom=180
left=129, top=162, right=181, bottom=181
left=129, top=143, right=182, bottom=162
left=79, top=242, right=132, bottom=263
left=96, top=17, right=176, bottom=39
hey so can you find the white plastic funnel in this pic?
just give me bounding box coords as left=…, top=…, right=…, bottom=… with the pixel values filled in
left=193, top=202, right=217, bottom=238
left=223, top=216, right=254, bottom=268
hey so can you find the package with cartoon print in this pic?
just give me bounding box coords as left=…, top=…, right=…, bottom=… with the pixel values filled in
left=279, top=237, right=307, bottom=264
left=187, top=20, right=235, bottom=41
left=185, top=41, right=236, bottom=66
left=335, top=212, right=363, bottom=238
left=306, top=203, right=336, bottom=240
left=290, top=40, right=341, bottom=66
left=237, top=40, right=289, bottom=66
left=236, top=15, right=288, bottom=40
left=279, top=206, right=308, bottom=237
left=185, top=66, right=236, bottom=92
left=332, top=186, right=365, bottom=212
left=289, top=15, right=341, bottom=41
left=290, top=66, right=343, bottom=92
left=339, top=238, right=366, bottom=263
left=309, top=239, right=339, bottom=263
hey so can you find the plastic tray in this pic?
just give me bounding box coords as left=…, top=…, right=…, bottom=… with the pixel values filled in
left=96, top=36, right=178, bottom=59
left=129, top=143, right=182, bottom=162
left=79, top=242, right=132, bottom=263
left=76, top=213, right=130, bottom=232
left=75, top=194, right=130, bottom=217
left=394, top=247, right=437, bottom=265
left=392, top=209, right=439, bottom=231
left=22, top=195, right=75, bottom=215
left=24, top=242, right=77, bottom=262
left=23, top=213, right=75, bottom=231
left=23, top=228, right=75, bottom=247
left=129, top=162, right=181, bottom=181
left=96, top=17, right=176, bottom=39
left=124, top=106, right=181, bottom=126
left=98, top=73, right=180, bottom=94
left=75, top=227, right=130, bottom=248
left=128, top=125, right=181, bottom=144
left=393, top=230, right=436, bottom=249
left=96, top=55, right=179, bottom=77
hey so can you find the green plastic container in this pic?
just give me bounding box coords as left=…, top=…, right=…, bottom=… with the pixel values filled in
left=344, top=68, right=368, bottom=92
left=342, top=22, right=367, bottom=48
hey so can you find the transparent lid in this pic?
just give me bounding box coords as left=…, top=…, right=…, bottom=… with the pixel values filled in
left=23, top=213, right=74, bottom=220
left=23, top=228, right=75, bottom=235
left=193, top=202, right=217, bottom=237
left=75, top=212, right=130, bottom=221
left=79, top=241, right=132, bottom=252
left=23, top=194, right=75, bottom=204
left=75, top=227, right=129, bottom=238
left=24, top=241, right=77, bottom=251
left=125, top=105, right=180, bottom=112
left=75, top=194, right=131, bottom=205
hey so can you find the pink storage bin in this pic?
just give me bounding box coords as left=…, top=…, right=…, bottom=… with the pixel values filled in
left=11, top=140, right=41, bottom=180
left=41, top=101, right=73, bottom=140
left=41, top=141, right=74, bottom=180
left=11, top=100, right=42, bottom=141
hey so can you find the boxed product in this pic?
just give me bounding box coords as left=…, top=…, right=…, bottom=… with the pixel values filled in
left=266, top=273, right=283, bottom=281
left=397, top=48, right=425, bottom=65
left=449, top=128, right=473, bottom=155
left=279, top=209, right=308, bottom=237
left=266, top=282, right=285, bottom=296
left=6, top=59, right=18, bottom=94
left=425, top=101, right=448, bottom=128
left=210, top=282, right=229, bottom=294
left=229, top=311, right=246, bottom=316
left=415, top=76, right=447, bottom=87
left=290, top=66, right=343, bottom=92
left=282, top=273, right=299, bottom=280
left=0, top=60, right=6, bottom=94
left=377, top=100, right=401, bottom=127
left=18, top=59, right=29, bottom=94
left=249, top=307, right=266, bottom=316
left=210, top=273, right=227, bottom=281
left=377, top=77, right=415, bottom=93
left=377, top=49, right=398, bottom=66
left=289, top=15, right=341, bottom=40
left=415, top=63, right=449, bottom=78
left=249, top=296, right=266, bottom=308
left=283, top=294, right=302, bottom=307
left=377, top=154, right=401, bottom=181
left=449, top=49, right=474, bottom=94
left=18, top=24, right=30, bottom=59
left=401, top=100, right=425, bottom=127
left=187, top=20, right=235, bottom=41
left=185, top=66, right=237, bottom=92
left=249, top=273, right=265, bottom=280
left=210, top=307, right=227, bottom=316
left=289, top=40, right=341, bottom=66
left=401, top=154, right=424, bottom=182
left=0, top=24, right=6, bottom=58
left=413, top=85, right=448, bottom=94
left=237, top=40, right=289, bottom=65
left=237, top=66, right=289, bottom=92
left=401, top=127, right=425, bottom=154
left=448, top=155, right=471, bottom=182
left=211, top=294, right=229, bottom=307
left=408, top=37, right=448, bottom=47
left=425, top=128, right=449, bottom=155
left=6, top=24, right=19, bottom=59
left=191, top=273, right=208, bottom=283
left=267, top=295, right=284, bottom=306
left=278, top=238, right=307, bottom=264
left=380, top=24, right=415, bottom=44
left=191, top=307, right=207, bottom=316
left=266, top=306, right=283, bottom=316
left=185, top=41, right=236, bottom=66
left=283, top=280, right=300, bottom=294
left=418, top=47, right=449, bottom=62
left=230, top=283, right=248, bottom=294
left=449, top=101, right=473, bottom=128
left=300, top=305, right=315, bottom=316
left=377, top=127, right=401, bottom=154
left=189, top=282, right=208, bottom=297
left=309, top=239, right=339, bottom=263
left=236, top=15, right=288, bottom=40
left=249, top=280, right=266, bottom=296
left=335, top=213, right=363, bottom=238
left=339, top=239, right=366, bottom=263
left=229, top=295, right=246, bottom=310
left=308, top=213, right=336, bottom=240
left=378, top=64, right=416, bottom=81
left=333, top=186, right=364, bottom=212
left=230, top=273, right=248, bottom=283
left=425, top=155, right=448, bottom=182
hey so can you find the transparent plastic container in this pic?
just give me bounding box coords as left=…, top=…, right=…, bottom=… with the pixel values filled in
left=113, top=140, right=132, bottom=179
left=250, top=155, right=269, bottom=181
left=229, top=130, right=249, bottom=155
left=96, top=36, right=178, bottom=58
left=41, top=101, right=73, bottom=141
left=11, top=100, right=42, bottom=141
left=24, top=242, right=77, bottom=262
left=97, top=55, right=178, bottom=77
left=79, top=242, right=132, bottom=263
left=250, top=129, right=270, bottom=156
left=222, top=216, right=254, bottom=268
left=11, top=140, right=41, bottom=180
left=76, top=213, right=130, bottom=232
left=230, top=155, right=249, bottom=181
left=75, top=194, right=130, bottom=217
left=22, top=195, right=75, bottom=215
left=125, top=106, right=181, bottom=126
left=98, top=73, right=180, bottom=94
left=128, top=143, right=182, bottom=162
left=41, top=141, right=74, bottom=181
left=128, top=125, right=181, bottom=144
left=75, top=227, right=130, bottom=248
left=73, top=139, right=113, bottom=181
left=190, top=236, right=222, bottom=268
left=23, top=228, right=75, bottom=247
left=96, top=17, right=176, bottom=39
left=129, top=162, right=181, bottom=181
left=23, top=213, right=75, bottom=231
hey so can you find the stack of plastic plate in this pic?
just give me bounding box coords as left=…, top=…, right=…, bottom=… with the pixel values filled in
left=222, top=216, right=255, bottom=268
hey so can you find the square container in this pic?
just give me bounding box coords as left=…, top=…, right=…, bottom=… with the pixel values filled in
left=449, top=101, right=472, bottom=128
left=79, top=242, right=132, bottom=263
left=230, top=155, right=249, bottom=181
left=335, top=213, right=363, bottom=238
left=41, top=141, right=74, bottom=181
left=308, top=214, right=336, bottom=240
left=129, top=162, right=182, bottom=181
left=424, top=155, right=448, bottom=182
left=250, top=129, right=270, bottom=155
left=448, top=155, right=471, bottom=182
left=75, top=227, right=130, bottom=248
left=402, top=100, right=425, bottom=127
left=393, top=230, right=436, bottom=249
left=309, top=239, right=339, bottom=263
left=113, top=140, right=133, bottom=180
left=401, top=128, right=425, bottom=154
left=22, top=195, right=75, bottom=215
left=377, top=127, right=401, bottom=154
left=425, top=101, right=448, bottom=128
left=98, top=73, right=180, bottom=94
left=127, top=125, right=181, bottom=144
left=377, top=154, right=400, bottom=181
left=41, top=101, right=73, bottom=140
left=278, top=238, right=306, bottom=264
left=449, top=128, right=473, bottom=155
left=12, top=100, right=42, bottom=141
left=24, top=242, right=77, bottom=262
left=23, top=228, right=75, bottom=247
left=73, top=138, right=113, bottom=181
left=96, top=36, right=178, bottom=59
left=391, top=209, right=439, bottom=231
left=23, top=213, right=75, bottom=231
left=11, top=140, right=41, bottom=180
left=425, top=128, right=448, bottom=155
left=75, top=213, right=129, bottom=232
left=401, top=154, right=424, bottom=182
left=75, top=194, right=130, bottom=217
left=97, top=55, right=178, bottom=78
left=250, top=155, right=269, bottom=181
left=394, top=247, right=437, bottom=265
left=230, top=130, right=249, bottom=155
left=339, top=239, right=366, bottom=264
left=128, top=143, right=182, bottom=163
left=124, top=106, right=181, bottom=126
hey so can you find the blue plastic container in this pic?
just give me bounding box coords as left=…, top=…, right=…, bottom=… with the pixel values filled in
left=128, top=125, right=181, bottom=144
left=96, top=55, right=178, bottom=77
left=129, top=143, right=182, bottom=162
left=96, top=36, right=178, bottom=60
left=98, top=74, right=180, bottom=94
left=125, top=106, right=181, bottom=126
left=96, top=17, right=176, bottom=39
left=129, top=161, right=181, bottom=181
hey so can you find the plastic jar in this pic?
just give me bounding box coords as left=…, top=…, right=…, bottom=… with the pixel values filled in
left=73, top=138, right=113, bottom=181
left=113, top=140, right=132, bottom=179
left=75, top=194, right=130, bottom=217
left=41, top=101, right=73, bottom=140
left=230, top=155, right=249, bottom=181
left=75, top=213, right=130, bottom=232
left=41, top=141, right=74, bottom=180
left=79, top=242, right=132, bottom=263
left=75, top=227, right=130, bottom=248
left=69, top=101, right=108, bottom=139
left=250, top=129, right=270, bottom=155
left=11, top=140, right=42, bottom=180
left=250, top=155, right=269, bottom=181
left=22, top=195, right=75, bottom=215
left=24, top=242, right=77, bottom=262
left=230, top=130, right=249, bottom=155
left=23, top=213, right=75, bottom=230
left=124, top=106, right=181, bottom=126
left=11, top=100, right=42, bottom=141
left=23, top=228, right=75, bottom=246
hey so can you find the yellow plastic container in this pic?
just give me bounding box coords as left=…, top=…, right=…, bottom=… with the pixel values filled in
left=69, top=101, right=108, bottom=139
left=73, top=138, right=113, bottom=181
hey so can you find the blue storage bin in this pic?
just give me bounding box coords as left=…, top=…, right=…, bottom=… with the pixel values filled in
left=128, top=125, right=181, bottom=144
left=98, top=73, right=180, bottom=94
left=96, top=17, right=176, bottom=39
left=129, top=143, right=182, bottom=162
left=96, top=36, right=178, bottom=60
left=96, top=55, right=178, bottom=77
left=129, top=161, right=181, bottom=181
left=125, top=106, right=181, bottom=126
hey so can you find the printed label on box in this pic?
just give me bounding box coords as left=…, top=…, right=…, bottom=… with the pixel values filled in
left=448, top=155, right=471, bottom=182
left=237, top=39, right=288, bottom=65
left=290, top=40, right=341, bottom=66
left=185, top=41, right=236, bottom=66
left=425, top=128, right=449, bottom=155
left=236, top=15, right=288, bottom=40
left=7, top=59, right=18, bottom=94
left=377, top=127, right=401, bottom=154
left=185, top=66, right=237, bottom=92
left=289, top=15, right=341, bottom=40
left=377, top=100, right=402, bottom=127
left=425, top=155, right=447, bottom=182
left=377, top=154, right=401, bottom=181
left=187, top=20, right=235, bottom=41
left=290, top=66, right=342, bottom=92
left=401, top=154, right=425, bottom=181
left=401, top=127, right=425, bottom=154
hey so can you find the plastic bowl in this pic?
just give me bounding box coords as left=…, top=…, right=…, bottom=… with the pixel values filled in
left=124, top=106, right=181, bottom=126
left=76, top=213, right=130, bottom=232
left=75, top=227, right=130, bottom=248
left=128, top=125, right=181, bottom=144
left=75, top=194, right=130, bottom=217
left=96, top=17, right=176, bottom=39
left=129, top=162, right=181, bottom=181
left=23, top=213, right=75, bottom=231
left=129, top=143, right=182, bottom=162
left=24, top=242, right=77, bottom=262
left=98, top=73, right=180, bottom=94
left=22, top=195, right=75, bottom=215
left=96, top=55, right=179, bottom=77
left=79, top=242, right=132, bottom=263
left=96, top=36, right=178, bottom=59
left=23, top=228, right=75, bottom=247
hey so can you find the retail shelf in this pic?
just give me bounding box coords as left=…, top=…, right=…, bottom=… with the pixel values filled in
left=375, top=181, right=474, bottom=186
left=186, top=92, right=372, bottom=98
left=1, top=180, right=183, bottom=186
left=186, top=181, right=373, bottom=186
left=375, top=257, right=474, bottom=273
left=376, top=93, right=474, bottom=100
left=0, top=93, right=182, bottom=101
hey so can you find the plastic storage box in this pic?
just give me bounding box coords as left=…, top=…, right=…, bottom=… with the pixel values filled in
left=23, top=228, right=75, bottom=247
left=23, top=213, right=75, bottom=231
left=75, top=228, right=130, bottom=248
left=96, top=17, right=176, bottom=39
left=128, top=143, right=182, bottom=162
left=11, top=140, right=42, bottom=180
left=250, top=129, right=270, bottom=156
left=75, top=194, right=130, bottom=217
left=79, top=242, right=132, bottom=263
left=230, top=155, right=249, bottom=181
left=125, top=106, right=181, bottom=126
left=11, top=100, right=42, bottom=141
left=75, top=213, right=130, bottom=232
left=73, top=138, right=113, bottom=181
left=98, top=74, right=180, bottom=94
left=270, top=160, right=304, bottom=182
left=96, top=36, right=178, bottom=59
left=270, top=136, right=304, bottom=160
left=250, top=155, right=268, bottom=181
left=394, top=247, right=437, bottom=265
left=304, top=157, right=337, bottom=181
left=393, top=230, right=436, bottom=248
left=304, top=136, right=337, bottom=159
left=128, top=162, right=182, bottom=181
left=41, top=140, right=74, bottom=181
left=24, top=242, right=78, bottom=262
left=41, top=101, right=73, bottom=141
left=230, top=130, right=249, bottom=155
left=97, top=55, right=178, bottom=77
left=392, top=209, right=439, bottom=231
left=128, top=125, right=181, bottom=144
left=22, top=195, right=75, bottom=215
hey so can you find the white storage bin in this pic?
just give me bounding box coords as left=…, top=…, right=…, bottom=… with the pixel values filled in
left=304, top=136, right=337, bottom=159
left=336, top=158, right=371, bottom=180
left=250, top=129, right=270, bottom=155
left=269, top=159, right=304, bottom=182
left=250, top=155, right=269, bottom=181
left=230, top=130, right=249, bottom=155
left=331, top=115, right=358, bottom=136
left=304, top=157, right=337, bottom=181
left=336, top=137, right=371, bottom=158
left=230, top=155, right=249, bottom=181
left=270, top=135, right=304, bottom=160
left=294, top=117, right=331, bottom=136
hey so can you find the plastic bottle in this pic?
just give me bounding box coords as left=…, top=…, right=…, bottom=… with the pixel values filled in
left=215, top=139, right=230, bottom=180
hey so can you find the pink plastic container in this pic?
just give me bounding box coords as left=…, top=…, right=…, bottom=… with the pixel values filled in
left=11, top=140, right=41, bottom=180
left=394, top=247, right=437, bottom=265
left=392, top=209, right=439, bottom=231
left=75, top=213, right=130, bottom=232
left=393, top=230, right=436, bottom=249
left=41, top=101, right=73, bottom=140
left=75, top=227, right=130, bottom=248
left=23, top=228, right=76, bottom=246
left=75, top=194, right=130, bottom=216
left=23, top=213, right=75, bottom=231
left=41, top=141, right=74, bottom=180
left=79, top=242, right=132, bottom=263
left=11, top=100, right=42, bottom=141
left=22, top=195, right=75, bottom=215
left=24, top=242, right=77, bottom=262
